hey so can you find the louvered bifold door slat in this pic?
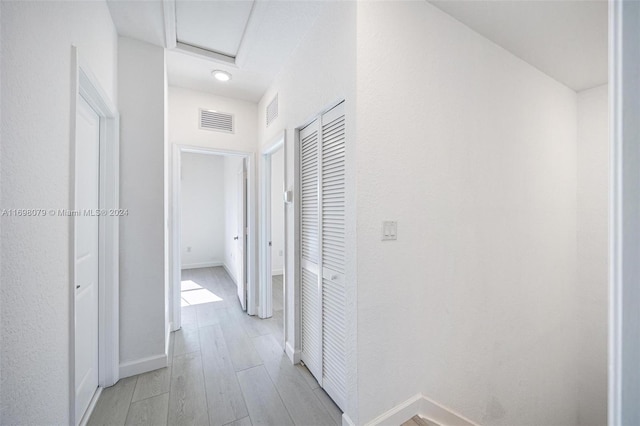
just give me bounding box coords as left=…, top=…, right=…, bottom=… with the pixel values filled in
left=320, top=103, right=347, bottom=411
left=300, top=119, right=323, bottom=383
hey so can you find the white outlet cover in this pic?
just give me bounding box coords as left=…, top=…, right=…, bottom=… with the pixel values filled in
left=382, top=221, right=397, bottom=241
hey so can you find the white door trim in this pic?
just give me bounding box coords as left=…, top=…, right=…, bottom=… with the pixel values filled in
left=259, top=132, right=285, bottom=319
left=609, top=1, right=640, bottom=424
left=70, top=46, right=120, bottom=425
left=170, top=144, right=257, bottom=330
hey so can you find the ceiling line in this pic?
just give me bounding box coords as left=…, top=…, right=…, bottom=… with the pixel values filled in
left=234, top=0, right=259, bottom=69
left=162, top=0, right=177, bottom=49
left=174, top=42, right=238, bottom=67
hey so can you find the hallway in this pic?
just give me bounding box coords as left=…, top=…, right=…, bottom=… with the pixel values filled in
left=88, top=267, right=341, bottom=426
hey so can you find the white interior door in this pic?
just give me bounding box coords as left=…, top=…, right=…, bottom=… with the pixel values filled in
left=319, top=104, right=347, bottom=410
left=299, top=103, right=347, bottom=411
left=300, top=119, right=323, bottom=382
left=266, top=154, right=272, bottom=304
left=74, top=95, right=100, bottom=423
left=236, top=160, right=247, bottom=310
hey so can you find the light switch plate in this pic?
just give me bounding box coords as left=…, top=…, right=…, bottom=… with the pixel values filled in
left=382, top=221, right=397, bottom=241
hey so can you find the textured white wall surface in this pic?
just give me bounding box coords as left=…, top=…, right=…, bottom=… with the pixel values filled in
left=270, top=146, right=285, bottom=274
left=257, top=1, right=357, bottom=420
left=180, top=153, right=226, bottom=268
left=357, top=2, right=581, bottom=424
left=118, top=36, right=166, bottom=368
left=169, top=87, right=258, bottom=153
left=576, top=84, right=608, bottom=425
left=0, top=1, right=117, bottom=423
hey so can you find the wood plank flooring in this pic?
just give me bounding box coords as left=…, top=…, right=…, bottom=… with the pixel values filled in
left=401, top=415, right=439, bottom=426
left=88, top=268, right=341, bottom=426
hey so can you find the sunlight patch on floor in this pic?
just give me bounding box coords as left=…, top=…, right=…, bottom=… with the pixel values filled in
left=181, top=279, right=223, bottom=306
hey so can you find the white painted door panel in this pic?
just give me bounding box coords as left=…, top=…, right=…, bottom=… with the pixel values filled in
left=75, top=95, right=100, bottom=423
left=298, top=103, right=347, bottom=411
left=236, top=161, right=247, bottom=311
left=300, top=119, right=323, bottom=382
left=319, top=104, right=347, bottom=410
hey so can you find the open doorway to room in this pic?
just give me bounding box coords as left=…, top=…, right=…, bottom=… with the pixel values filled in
left=178, top=151, right=246, bottom=319
left=260, top=133, right=286, bottom=345
left=171, top=146, right=255, bottom=332
left=269, top=146, right=285, bottom=344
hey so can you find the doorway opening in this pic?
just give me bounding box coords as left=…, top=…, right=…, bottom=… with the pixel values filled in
left=259, top=132, right=286, bottom=346
left=171, top=146, right=255, bottom=331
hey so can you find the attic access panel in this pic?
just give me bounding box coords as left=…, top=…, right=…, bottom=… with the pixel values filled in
left=175, top=0, right=255, bottom=58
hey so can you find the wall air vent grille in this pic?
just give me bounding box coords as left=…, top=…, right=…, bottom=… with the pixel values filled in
left=199, top=109, right=234, bottom=133
left=266, top=94, right=278, bottom=127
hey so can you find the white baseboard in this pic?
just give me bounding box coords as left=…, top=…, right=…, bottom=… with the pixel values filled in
left=364, top=393, right=477, bottom=426
left=365, top=394, right=423, bottom=426
left=272, top=268, right=284, bottom=276
left=342, top=413, right=357, bottom=426
left=119, top=353, right=168, bottom=379
left=420, top=395, right=477, bottom=426
left=223, top=262, right=237, bottom=284
left=285, top=341, right=300, bottom=364
left=181, top=261, right=223, bottom=270
left=79, top=386, right=102, bottom=426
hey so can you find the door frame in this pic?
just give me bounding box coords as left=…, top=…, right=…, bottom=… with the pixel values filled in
left=259, top=132, right=285, bottom=320
left=69, top=47, right=120, bottom=425
left=170, top=144, right=256, bottom=330
left=609, top=1, right=640, bottom=424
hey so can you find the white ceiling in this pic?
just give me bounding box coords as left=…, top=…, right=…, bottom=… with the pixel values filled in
left=106, top=1, right=166, bottom=47
left=429, top=0, right=608, bottom=92
left=166, top=49, right=269, bottom=102
left=107, top=0, right=607, bottom=103
left=175, top=1, right=254, bottom=58
left=167, top=1, right=324, bottom=102
left=107, top=0, right=324, bottom=102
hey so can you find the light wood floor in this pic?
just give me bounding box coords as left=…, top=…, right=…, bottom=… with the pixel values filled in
left=400, top=415, right=438, bottom=426
left=88, top=267, right=341, bottom=426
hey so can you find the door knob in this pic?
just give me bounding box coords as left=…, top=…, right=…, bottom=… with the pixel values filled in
left=233, top=236, right=239, bottom=240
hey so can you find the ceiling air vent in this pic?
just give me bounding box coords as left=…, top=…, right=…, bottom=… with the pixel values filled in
left=199, top=109, right=234, bottom=133
left=266, top=94, right=278, bottom=127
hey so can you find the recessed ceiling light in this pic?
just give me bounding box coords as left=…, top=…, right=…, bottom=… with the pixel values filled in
left=211, top=70, right=232, bottom=82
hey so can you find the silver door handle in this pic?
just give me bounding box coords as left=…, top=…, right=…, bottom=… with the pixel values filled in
left=233, top=236, right=239, bottom=240
left=76, top=285, right=81, bottom=289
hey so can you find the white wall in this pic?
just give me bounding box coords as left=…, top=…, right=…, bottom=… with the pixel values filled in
left=270, top=146, right=285, bottom=275
left=576, top=84, right=608, bottom=425
left=180, top=153, right=226, bottom=269
left=257, top=1, right=357, bottom=419
left=118, top=37, right=167, bottom=373
left=169, top=87, right=258, bottom=153
left=356, top=2, right=580, bottom=425
left=224, top=156, right=243, bottom=282
left=0, top=1, right=117, bottom=422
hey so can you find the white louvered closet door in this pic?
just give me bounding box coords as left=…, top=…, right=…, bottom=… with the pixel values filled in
left=300, top=119, right=323, bottom=383
left=299, top=102, right=347, bottom=412
left=319, top=103, right=346, bottom=410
